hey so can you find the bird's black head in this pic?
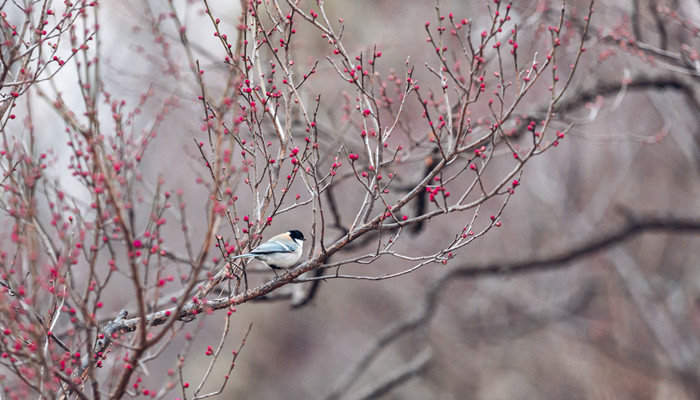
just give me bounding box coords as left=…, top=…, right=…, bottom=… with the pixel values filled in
left=289, top=230, right=306, bottom=241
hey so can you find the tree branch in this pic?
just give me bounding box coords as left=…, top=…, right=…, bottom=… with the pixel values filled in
left=448, top=210, right=700, bottom=279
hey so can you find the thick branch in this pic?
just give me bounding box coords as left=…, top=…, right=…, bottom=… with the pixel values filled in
left=557, top=74, right=700, bottom=116
left=449, top=211, right=700, bottom=278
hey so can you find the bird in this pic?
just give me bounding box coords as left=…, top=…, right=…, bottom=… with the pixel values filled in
left=230, top=230, right=306, bottom=271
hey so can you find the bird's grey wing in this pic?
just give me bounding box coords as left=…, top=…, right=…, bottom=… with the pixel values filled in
left=250, top=241, right=296, bottom=254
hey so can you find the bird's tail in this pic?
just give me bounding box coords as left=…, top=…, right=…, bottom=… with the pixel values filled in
left=230, top=254, right=253, bottom=259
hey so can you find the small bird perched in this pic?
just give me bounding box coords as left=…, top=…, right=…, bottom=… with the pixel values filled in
left=230, top=230, right=306, bottom=271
